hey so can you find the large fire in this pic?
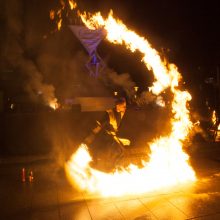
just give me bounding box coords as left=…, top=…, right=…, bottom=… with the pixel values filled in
left=63, top=9, right=196, bottom=197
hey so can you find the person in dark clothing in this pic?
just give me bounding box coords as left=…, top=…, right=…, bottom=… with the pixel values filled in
left=85, top=97, right=130, bottom=170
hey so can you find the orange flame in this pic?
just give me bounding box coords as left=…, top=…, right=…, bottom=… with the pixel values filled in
left=49, top=10, right=55, bottom=20
left=49, top=98, right=59, bottom=110
left=68, top=0, right=77, bottom=10
left=80, top=11, right=181, bottom=95
left=212, top=110, right=220, bottom=130
left=57, top=18, right=62, bottom=31
left=50, top=0, right=78, bottom=31
left=212, top=110, right=217, bottom=125
left=65, top=10, right=196, bottom=197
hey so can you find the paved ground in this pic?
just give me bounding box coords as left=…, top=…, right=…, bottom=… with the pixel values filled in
left=1, top=142, right=220, bottom=220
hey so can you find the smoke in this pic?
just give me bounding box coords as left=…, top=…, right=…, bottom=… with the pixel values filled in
left=1, top=0, right=142, bottom=105
left=136, top=90, right=156, bottom=106
left=2, top=0, right=111, bottom=105
left=100, top=67, right=165, bottom=107
left=20, top=58, right=57, bottom=105
left=101, top=68, right=136, bottom=98
left=3, top=0, right=57, bottom=106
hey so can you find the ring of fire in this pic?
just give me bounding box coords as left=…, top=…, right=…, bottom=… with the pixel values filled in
left=64, top=9, right=196, bottom=197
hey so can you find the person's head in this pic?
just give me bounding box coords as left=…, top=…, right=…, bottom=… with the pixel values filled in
left=115, top=97, right=126, bottom=113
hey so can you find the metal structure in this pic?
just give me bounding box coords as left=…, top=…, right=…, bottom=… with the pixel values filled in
left=69, top=25, right=106, bottom=77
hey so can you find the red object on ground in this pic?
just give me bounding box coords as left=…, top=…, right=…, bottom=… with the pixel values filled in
left=22, top=168, right=26, bottom=182
left=29, top=171, right=34, bottom=182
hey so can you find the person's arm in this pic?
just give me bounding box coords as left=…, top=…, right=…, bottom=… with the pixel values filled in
left=84, top=112, right=109, bottom=145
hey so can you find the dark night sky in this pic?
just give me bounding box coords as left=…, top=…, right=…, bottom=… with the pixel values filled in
left=0, top=0, right=220, bottom=110
left=91, top=0, right=220, bottom=77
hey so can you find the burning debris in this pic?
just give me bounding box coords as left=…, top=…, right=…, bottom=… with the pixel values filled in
left=61, top=7, right=197, bottom=197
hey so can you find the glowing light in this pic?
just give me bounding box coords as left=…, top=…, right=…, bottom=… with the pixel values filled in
left=155, top=96, right=165, bottom=107
left=64, top=9, right=196, bottom=197
left=66, top=143, right=195, bottom=197
left=49, top=98, right=59, bottom=110
left=212, top=110, right=217, bottom=125
left=68, top=0, right=77, bottom=10
left=57, top=19, right=62, bottom=30
left=134, top=86, right=139, bottom=92
left=80, top=11, right=181, bottom=95
left=50, top=10, right=55, bottom=20
left=50, top=0, right=78, bottom=31
left=60, top=0, right=65, bottom=9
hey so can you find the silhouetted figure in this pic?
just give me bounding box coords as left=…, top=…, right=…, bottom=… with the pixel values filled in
left=85, top=97, right=130, bottom=171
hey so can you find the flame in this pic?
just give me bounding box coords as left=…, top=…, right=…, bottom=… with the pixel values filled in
left=66, top=142, right=195, bottom=197
left=212, top=110, right=217, bottom=125
left=65, top=10, right=196, bottom=197
left=57, top=19, right=62, bottom=31
left=80, top=11, right=181, bottom=95
left=50, top=0, right=78, bottom=31
left=214, top=111, right=220, bottom=130
left=49, top=10, right=55, bottom=20
left=68, top=0, right=77, bottom=10
left=49, top=98, right=59, bottom=110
